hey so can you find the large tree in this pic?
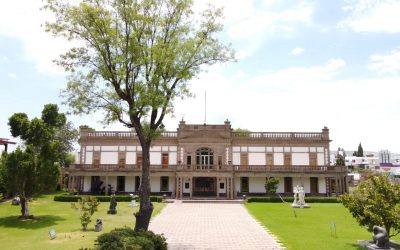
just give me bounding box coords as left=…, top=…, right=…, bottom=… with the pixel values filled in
left=44, top=0, right=233, bottom=231
left=341, top=175, right=400, bottom=237
left=0, top=104, right=76, bottom=218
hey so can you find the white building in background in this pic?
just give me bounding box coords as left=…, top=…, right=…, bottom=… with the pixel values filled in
left=67, top=120, right=348, bottom=198
left=345, top=156, right=380, bottom=170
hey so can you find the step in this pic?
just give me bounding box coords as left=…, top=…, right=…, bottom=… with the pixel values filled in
left=180, top=199, right=245, bottom=204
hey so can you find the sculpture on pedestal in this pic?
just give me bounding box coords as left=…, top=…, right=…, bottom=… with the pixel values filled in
left=107, top=193, right=117, bottom=214
left=291, top=185, right=310, bottom=208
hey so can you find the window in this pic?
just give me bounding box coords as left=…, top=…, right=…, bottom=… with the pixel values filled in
left=162, top=153, right=169, bottom=168
left=186, top=155, right=192, bottom=169
left=185, top=182, right=190, bottom=189
left=284, top=177, right=293, bottom=193
left=117, top=176, right=125, bottom=192
left=310, top=177, right=318, bottom=193
left=136, top=153, right=143, bottom=168
left=240, top=153, right=248, bottom=166
left=284, top=153, right=292, bottom=166
left=266, top=153, right=274, bottom=166
left=218, top=155, right=222, bottom=168
left=241, top=177, right=249, bottom=192
left=309, top=153, right=317, bottom=167
left=160, top=177, right=169, bottom=191
left=118, top=152, right=126, bottom=168
left=196, top=148, right=214, bottom=169
left=93, top=151, right=100, bottom=167
left=219, top=182, right=225, bottom=189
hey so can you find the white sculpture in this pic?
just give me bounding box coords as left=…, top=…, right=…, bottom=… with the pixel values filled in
left=129, top=193, right=138, bottom=207
left=291, top=185, right=310, bottom=208
left=293, top=186, right=299, bottom=205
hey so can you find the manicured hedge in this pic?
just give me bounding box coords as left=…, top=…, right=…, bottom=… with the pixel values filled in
left=54, top=195, right=163, bottom=202
left=247, top=196, right=340, bottom=203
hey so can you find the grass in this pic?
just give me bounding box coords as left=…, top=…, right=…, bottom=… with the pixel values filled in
left=245, top=203, right=372, bottom=250
left=0, top=194, right=165, bottom=250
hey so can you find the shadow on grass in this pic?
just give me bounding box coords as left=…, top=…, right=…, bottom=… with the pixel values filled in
left=0, top=215, right=65, bottom=229
left=346, top=242, right=364, bottom=250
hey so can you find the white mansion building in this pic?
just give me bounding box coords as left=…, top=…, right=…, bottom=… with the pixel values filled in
left=67, top=120, right=348, bottom=198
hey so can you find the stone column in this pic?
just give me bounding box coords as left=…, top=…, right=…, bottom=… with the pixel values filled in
left=232, top=176, right=237, bottom=199
left=229, top=177, right=233, bottom=200
left=68, top=175, right=71, bottom=191
left=335, top=178, right=339, bottom=196
left=228, top=177, right=231, bottom=199
left=217, top=178, right=220, bottom=199
left=105, top=176, right=109, bottom=196
left=189, top=177, right=193, bottom=199
left=72, top=176, right=76, bottom=191
left=180, top=177, right=183, bottom=199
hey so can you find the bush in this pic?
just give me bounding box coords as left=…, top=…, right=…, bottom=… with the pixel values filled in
left=71, top=196, right=99, bottom=231
left=247, top=196, right=339, bottom=203
left=95, top=227, right=167, bottom=250
left=54, top=195, right=163, bottom=203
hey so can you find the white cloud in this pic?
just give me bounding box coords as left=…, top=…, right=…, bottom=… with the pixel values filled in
left=194, top=1, right=313, bottom=59
left=0, top=1, right=70, bottom=75
left=369, top=49, right=400, bottom=75
left=341, top=0, right=400, bottom=33
left=291, top=47, right=304, bottom=55
left=2, top=56, right=8, bottom=61
left=8, top=73, right=17, bottom=79
left=164, top=58, right=399, bottom=152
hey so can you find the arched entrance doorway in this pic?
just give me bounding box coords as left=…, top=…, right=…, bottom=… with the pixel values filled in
left=193, top=177, right=217, bottom=197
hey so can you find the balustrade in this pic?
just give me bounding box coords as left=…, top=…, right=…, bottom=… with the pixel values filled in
left=69, top=164, right=346, bottom=173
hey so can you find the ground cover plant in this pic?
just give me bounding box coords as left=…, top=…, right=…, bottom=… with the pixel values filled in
left=245, top=203, right=400, bottom=250
left=0, top=194, right=165, bottom=250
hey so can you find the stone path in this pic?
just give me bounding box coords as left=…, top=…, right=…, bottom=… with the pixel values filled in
left=149, top=202, right=284, bottom=250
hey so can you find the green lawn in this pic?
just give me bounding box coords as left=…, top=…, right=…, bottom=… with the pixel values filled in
left=0, top=194, right=165, bottom=250
left=245, top=203, right=372, bottom=250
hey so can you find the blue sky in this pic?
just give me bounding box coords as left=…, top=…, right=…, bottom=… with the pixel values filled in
left=0, top=0, right=400, bottom=153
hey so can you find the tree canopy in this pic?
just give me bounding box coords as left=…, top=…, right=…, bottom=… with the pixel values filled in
left=357, top=142, right=364, bottom=157
left=341, top=175, right=400, bottom=237
left=1, top=104, right=77, bottom=218
left=44, top=0, right=234, bottom=231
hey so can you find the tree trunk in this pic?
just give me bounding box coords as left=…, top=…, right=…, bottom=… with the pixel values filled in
left=19, top=197, right=31, bottom=219
left=134, top=143, right=154, bottom=231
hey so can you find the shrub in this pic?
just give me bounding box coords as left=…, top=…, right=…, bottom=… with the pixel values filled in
left=265, top=177, right=279, bottom=194
left=71, top=196, right=99, bottom=231
left=54, top=195, right=163, bottom=203
left=247, top=196, right=339, bottom=203
left=95, top=227, right=167, bottom=250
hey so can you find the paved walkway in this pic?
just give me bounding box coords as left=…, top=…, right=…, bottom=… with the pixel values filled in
left=149, top=202, right=284, bottom=250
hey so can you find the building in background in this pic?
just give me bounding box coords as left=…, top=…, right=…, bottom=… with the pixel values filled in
left=67, top=120, right=348, bottom=198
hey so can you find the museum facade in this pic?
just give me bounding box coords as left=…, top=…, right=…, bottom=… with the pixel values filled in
left=67, top=120, right=348, bottom=198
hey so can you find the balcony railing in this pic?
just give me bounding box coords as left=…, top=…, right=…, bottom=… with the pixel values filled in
left=234, top=165, right=346, bottom=172
left=69, top=164, right=346, bottom=173
left=85, top=131, right=178, bottom=138
left=232, top=132, right=323, bottom=139
left=82, top=131, right=324, bottom=140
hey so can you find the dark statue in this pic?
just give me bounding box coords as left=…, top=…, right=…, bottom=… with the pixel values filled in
left=107, top=193, right=117, bottom=214
left=372, top=226, right=389, bottom=249
left=95, top=219, right=102, bottom=232
left=359, top=225, right=391, bottom=249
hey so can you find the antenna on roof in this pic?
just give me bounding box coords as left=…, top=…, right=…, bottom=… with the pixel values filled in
left=204, top=91, right=207, bottom=124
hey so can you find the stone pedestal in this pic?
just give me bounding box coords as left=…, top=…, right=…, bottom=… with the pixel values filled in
left=95, top=224, right=102, bottom=232
left=291, top=204, right=310, bottom=208
left=107, top=209, right=117, bottom=214
left=358, top=240, right=392, bottom=250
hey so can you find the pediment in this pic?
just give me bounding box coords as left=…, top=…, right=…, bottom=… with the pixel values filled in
left=179, top=130, right=231, bottom=140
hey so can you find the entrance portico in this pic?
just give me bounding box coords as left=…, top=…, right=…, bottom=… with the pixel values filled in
left=194, top=177, right=216, bottom=197
left=175, top=173, right=235, bottom=199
